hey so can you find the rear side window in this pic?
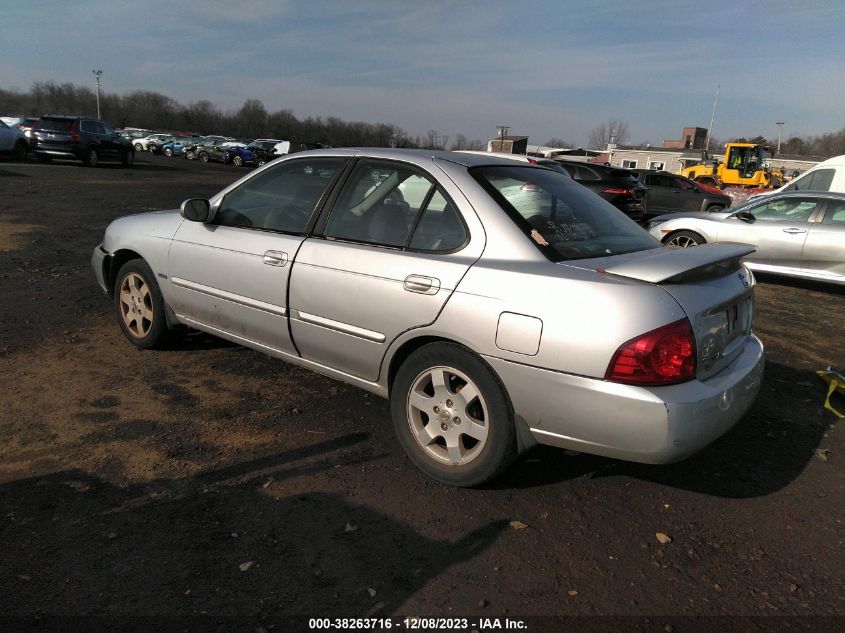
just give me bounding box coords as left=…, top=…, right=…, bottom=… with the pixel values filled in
left=324, top=159, right=467, bottom=251
left=216, top=157, right=345, bottom=233
left=472, top=165, right=658, bottom=261
left=788, top=168, right=835, bottom=192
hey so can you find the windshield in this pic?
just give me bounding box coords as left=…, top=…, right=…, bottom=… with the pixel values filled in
left=472, top=165, right=659, bottom=262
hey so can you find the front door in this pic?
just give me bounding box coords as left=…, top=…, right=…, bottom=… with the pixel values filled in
left=716, top=196, right=823, bottom=270
left=168, top=156, right=348, bottom=354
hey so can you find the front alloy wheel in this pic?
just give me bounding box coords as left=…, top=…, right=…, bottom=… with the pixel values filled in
left=232, top=155, right=244, bottom=167
left=113, top=259, right=170, bottom=348
left=84, top=148, right=98, bottom=167
left=664, top=230, right=705, bottom=248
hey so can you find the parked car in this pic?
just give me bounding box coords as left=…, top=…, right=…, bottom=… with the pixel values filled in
left=117, top=128, right=152, bottom=141
left=134, top=133, right=173, bottom=153
left=690, top=174, right=725, bottom=193
left=648, top=190, right=845, bottom=285
left=30, top=115, right=134, bottom=167
left=147, top=135, right=177, bottom=154
left=0, top=119, right=29, bottom=160
left=92, top=149, right=763, bottom=486
left=749, top=154, right=845, bottom=202
left=161, top=137, right=196, bottom=157
left=633, top=170, right=732, bottom=217
left=224, top=139, right=281, bottom=167
left=554, top=160, right=648, bottom=221
left=16, top=117, right=39, bottom=139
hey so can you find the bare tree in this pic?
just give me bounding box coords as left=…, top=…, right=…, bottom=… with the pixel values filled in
left=588, top=120, right=630, bottom=150
left=544, top=137, right=572, bottom=148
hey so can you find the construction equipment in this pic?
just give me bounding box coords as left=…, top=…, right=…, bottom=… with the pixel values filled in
left=681, top=142, right=782, bottom=188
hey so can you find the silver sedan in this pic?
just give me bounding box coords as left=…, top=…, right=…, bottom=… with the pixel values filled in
left=92, top=149, right=764, bottom=486
left=648, top=191, right=845, bottom=286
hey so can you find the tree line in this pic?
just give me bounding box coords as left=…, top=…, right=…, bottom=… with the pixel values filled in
left=0, top=81, right=485, bottom=150
left=4, top=82, right=843, bottom=157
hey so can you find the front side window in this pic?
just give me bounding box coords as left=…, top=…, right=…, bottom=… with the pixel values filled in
left=747, top=197, right=820, bottom=222
left=215, top=157, right=345, bottom=232
left=473, top=165, right=658, bottom=262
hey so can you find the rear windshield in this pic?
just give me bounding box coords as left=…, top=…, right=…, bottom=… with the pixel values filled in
left=36, top=118, right=73, bottom=132
left=472, top=165, right=659, bottom=262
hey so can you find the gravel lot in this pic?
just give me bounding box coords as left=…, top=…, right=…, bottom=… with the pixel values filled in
left=0, top=154, right=843, bottom=629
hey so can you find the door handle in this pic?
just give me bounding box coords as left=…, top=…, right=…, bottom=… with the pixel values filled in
left=262, top=250, right=288, bottom=266
left=404, top=275, right=440, bottom=295
left=782, top=228, right=807, bottom=234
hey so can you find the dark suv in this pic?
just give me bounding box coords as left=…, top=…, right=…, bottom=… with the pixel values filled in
left=633, top=170, right=731, bottom=217
left=554, top=160, right=647, bottom=221
left=30, top=115, right=134, bottom=167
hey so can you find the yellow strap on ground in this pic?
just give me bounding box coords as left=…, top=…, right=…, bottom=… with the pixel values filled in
left=817, top=370, right=845, bottom=419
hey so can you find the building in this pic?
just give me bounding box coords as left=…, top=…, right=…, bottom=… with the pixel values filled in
left=487, top=135, right=529, bottom=154
left=662, top=127, right=708, bottom=150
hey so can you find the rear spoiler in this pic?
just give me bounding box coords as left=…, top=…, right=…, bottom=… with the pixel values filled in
left=604, top=243, right=757, bottom=284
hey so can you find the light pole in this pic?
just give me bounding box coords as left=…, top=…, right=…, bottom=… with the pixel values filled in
left=776, top=121, right=785, bottom=156
left=496, top=125, right=509, bottom=152
left=92, top=69, right=102, bottom=118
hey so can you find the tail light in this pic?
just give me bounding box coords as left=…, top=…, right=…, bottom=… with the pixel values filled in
left=70, top=122, right=80, bottom=142
left=606, top=318, right=696, bottom=385
left=602, top=188, right=634, bottom=195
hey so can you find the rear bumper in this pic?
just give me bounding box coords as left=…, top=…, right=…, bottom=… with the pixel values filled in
left=485, top=334, right=764, bottom=463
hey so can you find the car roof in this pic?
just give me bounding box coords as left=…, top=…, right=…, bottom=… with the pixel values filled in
left=741, top=190, right=845, bottom=205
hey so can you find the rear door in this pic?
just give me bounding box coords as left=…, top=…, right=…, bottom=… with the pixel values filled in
left=288, top=157, right=482, bottom=381
left=167, top=156, right=348, bottom=354
left=644, top=174, right=673, bottom=213
left=801, top=199, right=845, bottom=283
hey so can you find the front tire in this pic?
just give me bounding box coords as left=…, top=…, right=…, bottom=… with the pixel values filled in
left=113, top=259, right=169, bottom=349
left=664, top=230, right=706, bottom=248
left=121, top=150, right=134, bottom=167
left=164, top=148, right=173, bottom=157
left=391, top=342, right=516, bottom=487
left=705, top=204, right=725, bottom=213
left=232, top=154, right=244, bottom=167
left=134, top=142, right=144, bottom=152
left=198, top=152, right=209, bottom=163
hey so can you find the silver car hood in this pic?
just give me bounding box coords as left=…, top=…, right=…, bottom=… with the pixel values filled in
left=564, top=243, right=756, bottom=284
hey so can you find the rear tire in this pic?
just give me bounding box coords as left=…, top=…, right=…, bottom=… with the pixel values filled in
left=390, top=342, right=517, bottom=487
left=664, top=230, right=706, bottom=248
left=705, top=205, right=725, bottom=213
left=198, top=152, right=209, bottom=163
left=113, top=259, right=170, bottom=349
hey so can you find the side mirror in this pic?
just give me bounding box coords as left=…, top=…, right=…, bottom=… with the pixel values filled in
left=181, top=198, right=211, bottom=222
left=734, top=211, right=756, bottom=223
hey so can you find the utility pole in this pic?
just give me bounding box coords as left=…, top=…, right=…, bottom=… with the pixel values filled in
left=704, top=84, right=720, bottom=152
left=92, top=69, right=103, bottom=119
left=776, top=121, right=785, bottom=156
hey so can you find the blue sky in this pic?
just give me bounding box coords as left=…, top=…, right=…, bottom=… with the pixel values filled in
left=2, top=0, right=844, bottom=146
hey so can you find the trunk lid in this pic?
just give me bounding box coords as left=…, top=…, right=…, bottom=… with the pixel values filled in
left=565, top=243, right=757, bottom=380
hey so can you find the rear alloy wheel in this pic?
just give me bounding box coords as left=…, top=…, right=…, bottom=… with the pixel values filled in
left=113, top=259, right=169, bottom=348
left=198, top=152, right=209, bottom=163
left=664, top=230, right=706, bottom=248
left=391, top=342, right=516, bottom=487
left=185, top=150, right=195, bottom=160
left=12, top=140, right=28, bottom=161
left=232, top=154, right=244, bottom=167
left=84, top=148, right=98, bottom=167
left=164, top=148, right=173, bottom=157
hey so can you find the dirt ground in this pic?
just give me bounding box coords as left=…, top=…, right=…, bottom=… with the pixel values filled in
left=0, top=154, right=843, bottom=630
